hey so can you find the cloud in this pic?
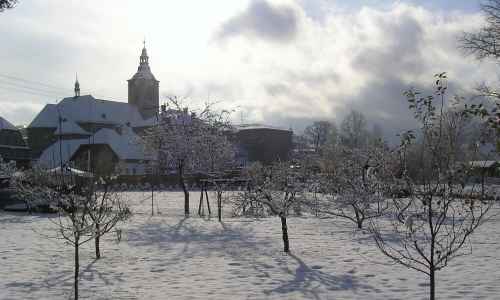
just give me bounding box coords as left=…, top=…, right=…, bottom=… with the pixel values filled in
left=0, top=0, right=497, bottom=144
left=215, top=3, right=497, bottom=140
left=215, top=0, right=299, bottom=43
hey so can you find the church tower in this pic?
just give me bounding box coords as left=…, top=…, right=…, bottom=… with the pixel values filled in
left=128, top=41, right=159, bottom=119
left=74, top=74, right=80, bottom=97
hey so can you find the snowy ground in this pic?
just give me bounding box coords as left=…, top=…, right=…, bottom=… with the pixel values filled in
left=1, top=191, right=499, bottom=299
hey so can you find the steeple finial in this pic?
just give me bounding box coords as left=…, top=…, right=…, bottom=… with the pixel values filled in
left=74, top=73, right=80, bottom=97
left=140, top=39, right=149, bottom=66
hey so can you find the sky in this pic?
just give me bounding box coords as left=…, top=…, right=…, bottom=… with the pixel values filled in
left=0, top=0, right=497, bottom=138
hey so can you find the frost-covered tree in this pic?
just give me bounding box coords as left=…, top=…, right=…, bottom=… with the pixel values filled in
left=143, top=97, right=235, bottom=216
left=235, top=162, right=306, bottom=253
left=460, top=0, right=500, bottom=151
left=85, top=176, right=131, bottom=259
left=0, top=0, right=17, bottom=12
left=461, top=0, right=500, bottom=60
left=369, top=73, right=493, bottom=300
left=0, top=156, right=16, bottom=177
left=340, top=110, right=369, bottom=149
left=303, top=121, right=337, bottom=153
left=318, top=144, right=393, bottom=229
left=13, top=169, right=130, bottom=299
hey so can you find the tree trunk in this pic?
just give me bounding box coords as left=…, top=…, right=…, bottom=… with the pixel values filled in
left=198, top=183, right=204, bottom=216
left=74, top=241, right=79, bottom=300
left=356, top=219, right=363, bottom=229
left=217, top=191, right=222, bottom=222
left=183, top=181, right=189, bottom=216
left=430, top=267, right=435, bottom=300
left=280, top=215, right=290, bottom=253
left=95, top=223, right=101, bottom=259
left=354, top=208, right=363, bottom=229
left=151, top=184, right=154, bottom=216
left=178, top=162, right=189, bottom=216
left=206, top=189, right=212, bottom=216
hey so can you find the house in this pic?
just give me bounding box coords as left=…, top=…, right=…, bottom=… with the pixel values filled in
left=0, top=116, right=30, bottom=168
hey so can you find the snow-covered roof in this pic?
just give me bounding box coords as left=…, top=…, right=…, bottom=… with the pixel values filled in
left=93, top=127, right=150, bottom=161
left=53, top=120, right=90, bottom=136
left=234, top=123, right=292, bottom=132
left=37, top=127, right=152, bottom=169
left=37, top=139, right=87, bottom=169
left=129, top=67, right=158, bottom=81
left=470, top=161, right=499, bottom=168
left=29, top=95, right=145, bottom=128
left=0, top=116, right=18, bottom=131
left=47, top=166, right=93, bottom=178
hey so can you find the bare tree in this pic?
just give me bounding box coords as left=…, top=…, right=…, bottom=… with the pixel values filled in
left=0, top=0, right=17, bottom=12
left=303, top=121, right=336, bottom=153
left=318, top=144, right=393, bottom=229
left=143, top=97, right=235, bottom=216
left=460, top=0, right=500, bottom=151
left=86, top=176, right=131, bottom=259
left=13, top=168, right=130, bottom=299
left=461, top=0, right=500, bottom=60
left=235, top=162, right=306, bottom=253
left=369, top=73, right=493, bottom=300
left=340, top=110, right=369, bottom=149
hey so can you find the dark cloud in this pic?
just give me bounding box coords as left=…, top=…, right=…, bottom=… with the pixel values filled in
left=216, top=0, right=299, bottom=44
left=256, top=11, right=442, bottom=142
left=352, top=14, right=425, bottom=80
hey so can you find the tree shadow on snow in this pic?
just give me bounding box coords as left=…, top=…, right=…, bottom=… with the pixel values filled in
left=0, top=211, right=58, bottom=224
left=265, top=253, right=375, bottom=300
left=126, top=217, right=273, bottom=261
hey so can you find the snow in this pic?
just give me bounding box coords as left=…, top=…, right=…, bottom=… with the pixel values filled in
left=28, top=95, right=145, bottom=128
left=53, top=120, right=90, bottom=136
left=1, top=191, right=499, bottom=299
left=0, top=116, right=18, bottom=131
left=37, top=139, right=88, bottom=169
left=470, top=161, right=499, bottom=168
left=234, top=123, right=292, bottom=132
left=38, top=128, right=151, bottom=168
left=47, top=166, right=93, bottom=178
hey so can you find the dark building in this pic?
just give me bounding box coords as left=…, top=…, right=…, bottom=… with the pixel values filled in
left=0, top=117, right=30, bottom=168
left=234, top=124, right=293, bottom=165
left=128, top=42, right=160, bottom=119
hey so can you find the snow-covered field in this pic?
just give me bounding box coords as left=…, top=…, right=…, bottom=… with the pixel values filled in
left=1, top=191, right=499, bottom=299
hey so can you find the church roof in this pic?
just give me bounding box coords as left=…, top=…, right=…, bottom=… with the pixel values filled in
left=29, top=95, right=145, bottom=128
left=0, top=116, right=18, bottom=131
left=53, top=120, right=90, bottom=136
left=129, top=44, right=158, bottom=82
left=37, top=127, right=152, bottom=168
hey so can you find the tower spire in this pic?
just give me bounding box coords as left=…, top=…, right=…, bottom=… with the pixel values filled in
left=140, top=39, right=149, bottom=65
left=74, top=73, right=80, bottom=97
